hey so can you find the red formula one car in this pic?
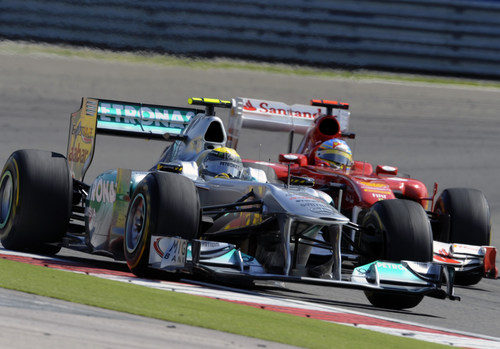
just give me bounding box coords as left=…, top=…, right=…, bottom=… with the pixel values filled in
left=226, top=97, right=497, bottom=286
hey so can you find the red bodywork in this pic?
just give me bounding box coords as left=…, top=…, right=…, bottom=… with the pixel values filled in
left=484, top=247, right=498, bottom=278
left=245, top=158, right=429, bottom=212
left=244, top=105, right=430, bottom=214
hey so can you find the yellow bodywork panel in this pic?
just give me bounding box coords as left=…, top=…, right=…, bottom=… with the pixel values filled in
left=67, top=97, right=98, bottom=181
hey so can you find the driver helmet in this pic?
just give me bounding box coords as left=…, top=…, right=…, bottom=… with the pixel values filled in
left=199, top=147, right=244, bottom=179
left=316, top=139, right=353, bottom=171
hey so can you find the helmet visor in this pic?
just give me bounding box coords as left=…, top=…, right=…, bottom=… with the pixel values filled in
left=318, top=151, right=352, bottom=167
left=203, top=160, right=243, bottom=179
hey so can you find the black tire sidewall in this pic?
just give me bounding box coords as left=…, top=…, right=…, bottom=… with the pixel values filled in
left=434, top=188, right=491, bottom=245
left=0, top=158, right=21, bottom=246
left=361, top=199, right=433, bottom=263
left=0, top=150, right=72, bottom=251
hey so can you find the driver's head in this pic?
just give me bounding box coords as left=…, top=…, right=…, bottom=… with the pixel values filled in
left=199, top=147, right=243, bottom=179
left=316, top=139, right=353, bottom=171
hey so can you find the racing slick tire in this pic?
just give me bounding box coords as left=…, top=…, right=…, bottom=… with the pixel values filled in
left=434, top=188, right=491, bottom=286
left=124, top=171, right=200, bottom=278
left=360, top=199, right=433, bottom=309
left=0, top=150, right=72, bottom=255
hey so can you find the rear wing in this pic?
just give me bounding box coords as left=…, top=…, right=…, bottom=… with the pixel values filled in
left=67, top=97, right=202, bottom=181
left=227, top=97, right=350, bottom=149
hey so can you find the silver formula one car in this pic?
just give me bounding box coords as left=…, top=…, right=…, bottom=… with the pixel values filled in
left=0, top=97, right=459, bottom=309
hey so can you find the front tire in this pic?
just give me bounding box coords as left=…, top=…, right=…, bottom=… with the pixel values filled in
left=124, top=171, right=200, bottom=278
left=434, top=188, right=491, bottom=285
left=360, top=199, right=433, bottom=309
left=0, top=150, right=72, bottom=254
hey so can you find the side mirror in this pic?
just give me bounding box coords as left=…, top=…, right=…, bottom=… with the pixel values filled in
left=352, top=161, right=373, bottom=175
left=375, top=165, right=398, bottom=176
left=279, top=153, right=308, bottom=166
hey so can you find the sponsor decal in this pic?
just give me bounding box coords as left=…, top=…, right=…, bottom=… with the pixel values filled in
left=85, top=99, right=98, bottom=116
left=358, top=181, right=393, bottom=197
left=375, top=261, right=434, bottom=282
left=243, top=101, right=323, bottom=120
left=287, top=194, right=334, bottom=214
left=243, top=100, right=256, bottom=111
left=232, top=97, right=350, bottom=138
left=288, top=194, right=325, bottom=204
left=153, top=238, right=163, bottom=257
left=201, top=241, right=229, bottom=249
left=67, top=144, right=90, bottom=164
left=452, top=243, right=484, bottom=255
left=359, top=181, right=387, bottom=188
left=71, top=120, right=94, bottom=144
left=152, top=237, right=188, bottom=268
left=309, top=205, right=335, bottom=214
left=90, top=179, right=117, bottom=204
left=376, top=261, right=406, bottom=271
left=370, top=193, right=389, bottom=200
left=98, top=103, right=195, bottom=127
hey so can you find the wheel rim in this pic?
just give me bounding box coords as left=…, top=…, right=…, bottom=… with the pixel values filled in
left=125, top=194, right=146, bottom=253
left=0, top=171, right=13, bottom=229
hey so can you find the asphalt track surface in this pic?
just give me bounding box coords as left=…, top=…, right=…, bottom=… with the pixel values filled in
left=0, top=50, right=499, bottom=342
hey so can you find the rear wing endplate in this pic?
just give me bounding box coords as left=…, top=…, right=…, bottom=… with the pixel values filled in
left=227, top=97, right=350, bottom=149
left=67, top=97, right=202, bottom=181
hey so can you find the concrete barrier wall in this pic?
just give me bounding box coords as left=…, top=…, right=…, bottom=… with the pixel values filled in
left=2, top=0, right=500, bottom=77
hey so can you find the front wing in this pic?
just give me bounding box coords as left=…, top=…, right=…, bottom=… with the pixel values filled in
left=433, top=241, right=498, bottom=279
left=148, top=236, right=459, bottom=301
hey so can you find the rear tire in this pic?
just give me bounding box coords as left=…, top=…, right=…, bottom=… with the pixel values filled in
left=124, top=171, right=200, bottom=278
left=434, top=188, right=491, bottom=286
left=0, top=150, right=72, bottom=254
left=360, top=199, right=433, bottom=309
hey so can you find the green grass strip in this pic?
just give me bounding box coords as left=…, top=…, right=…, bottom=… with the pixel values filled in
left=1, top=40, right=500, bottom=89
left=0, top=259, right=446, bottom=348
